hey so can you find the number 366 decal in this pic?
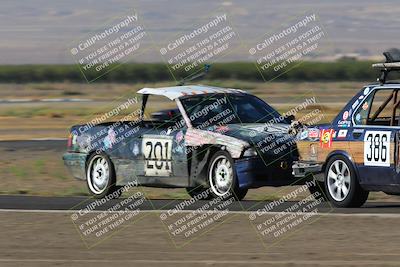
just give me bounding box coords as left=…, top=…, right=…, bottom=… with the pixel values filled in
left=364, top=131, right=391, bottom=167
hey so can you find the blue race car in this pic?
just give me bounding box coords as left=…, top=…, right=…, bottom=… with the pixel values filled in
left=294, top=52, right=400, bottom=207
left=63, top=85, right=301, bottom=200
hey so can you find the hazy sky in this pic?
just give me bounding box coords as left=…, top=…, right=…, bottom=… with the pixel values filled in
left=1, top=0, right=400, bottom=64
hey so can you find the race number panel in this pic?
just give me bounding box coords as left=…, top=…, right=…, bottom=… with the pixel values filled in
left=363, top=131, right=391, bottom=167
left=142, top=135, right=173, bottom=176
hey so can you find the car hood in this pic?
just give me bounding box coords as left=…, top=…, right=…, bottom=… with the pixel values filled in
left=209, top=123, right=292, bottom=144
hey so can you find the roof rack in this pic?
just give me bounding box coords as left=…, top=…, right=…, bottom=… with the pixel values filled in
left=372, top=51, right=400, bottom=84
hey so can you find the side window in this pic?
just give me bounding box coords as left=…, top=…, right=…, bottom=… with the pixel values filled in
left=354, top=89, right=397, bottom=126
left=353, top=93, right=374, bottom=125
left=144, top=95, right=182, bottom=123
left=181, top=94, right=239, bottom=128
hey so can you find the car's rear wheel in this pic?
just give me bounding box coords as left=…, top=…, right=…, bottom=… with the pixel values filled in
left=208, top=151, right=247, bottom=201
left=86, top=153, right=122, bottom=199
left=324, top=155, right=369, bottom=207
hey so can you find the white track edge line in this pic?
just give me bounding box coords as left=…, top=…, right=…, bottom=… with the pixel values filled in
left=0, top=209, right=399, bottom=218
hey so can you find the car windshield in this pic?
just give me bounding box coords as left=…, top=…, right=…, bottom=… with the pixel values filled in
left=180, top=93, right=286, bottom=126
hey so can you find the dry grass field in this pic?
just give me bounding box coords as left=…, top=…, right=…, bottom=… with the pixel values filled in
left=0, top=81, right=365, bottom=140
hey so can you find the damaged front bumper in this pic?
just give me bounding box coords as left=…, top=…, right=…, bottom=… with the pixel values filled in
left=235, top=157, right=295, bottom=188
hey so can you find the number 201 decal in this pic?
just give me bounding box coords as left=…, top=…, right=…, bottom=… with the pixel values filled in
left=363, top=131, right=391, bottom=167
left=142, top=135, right=173, bottom=176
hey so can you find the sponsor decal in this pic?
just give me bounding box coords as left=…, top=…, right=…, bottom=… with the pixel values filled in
left=362, top=101, right=369, bottom=111
left=342, top=111, right=349, bottom=120
left=300, top=129, right=308, bottom=140
left=363, top=87, right=370, bottom=95
left=216, top=125, right=229, bottom=133
left=132, top=142, right=140, bottom=156
left=352, top=99, right=360, bottom=110
left=337, top=129, right=348, bottom=138
left=174, top=145, right=184, bottom=154
left=176, top=130, right=184, bottom=143
left=320, top=129, right=334, bottom=148
left=103, top=128, right=117, bottom=149
left=359, top=95, right=364, bottom=100
left=77, top=134, right=91, bottom=150
left=363, top=131, right=391, bottom=167
left=338, top=120, right=351, bottom=128
left=308, top=128, right=319, bottom=139
left=355, top=113, right=361, bottom=122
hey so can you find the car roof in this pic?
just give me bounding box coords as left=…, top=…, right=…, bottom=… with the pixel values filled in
left=137, top=85, right=247, bottom=100
left=365, top=83, right=400, bottom=89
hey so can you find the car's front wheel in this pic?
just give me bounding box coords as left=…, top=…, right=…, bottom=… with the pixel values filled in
left=324, top=155, right=369, bottom=207
left=208, top=151, right=247, bottom=201
left=86, top=153, right=122, bottom=199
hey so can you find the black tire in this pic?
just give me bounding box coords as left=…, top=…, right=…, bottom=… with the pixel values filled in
left=86, top=152, right=122, bottom=199
left=324, top=155, right=369, bottom=208
left=185, top=187, right=213, bottom=200
left=308, top=180, right=328, bottom=201
left=207, top=150, right=247, bottom=201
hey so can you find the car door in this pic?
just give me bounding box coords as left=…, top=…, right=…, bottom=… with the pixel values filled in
left=351, top=87, right=400, bottom=186
left=137, top=95, right=189, bottom=187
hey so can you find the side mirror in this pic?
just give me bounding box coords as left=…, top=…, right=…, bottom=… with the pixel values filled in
left=286, top=115, right=295, bottom=122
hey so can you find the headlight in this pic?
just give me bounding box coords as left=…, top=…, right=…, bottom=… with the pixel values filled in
left=243, top=147, right=258, bottom=157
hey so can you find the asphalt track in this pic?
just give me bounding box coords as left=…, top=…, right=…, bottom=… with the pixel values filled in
left=1, top=140, right=400, bottom=214
left=0, top=195, right=400, bottom=215
left=2, top=141, right=400, bottom=266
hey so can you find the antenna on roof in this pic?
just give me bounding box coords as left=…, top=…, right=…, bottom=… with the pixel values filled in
left=372, top=50, right=400, bottom=84
left=177, top=64, right=211, bottom=86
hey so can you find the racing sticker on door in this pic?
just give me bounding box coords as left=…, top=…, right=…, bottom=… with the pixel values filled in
left=363, top=131, right=391, bottom=167
left=142, top=135, right=173, bottom=176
